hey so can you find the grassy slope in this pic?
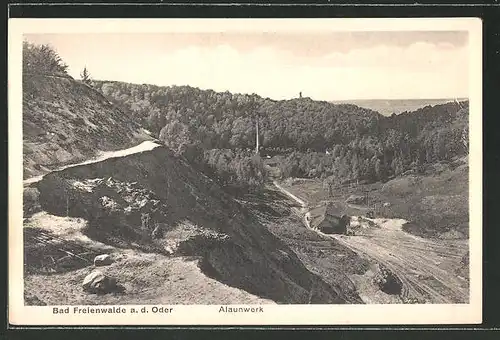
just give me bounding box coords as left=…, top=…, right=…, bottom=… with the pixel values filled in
left=380, top=158, right=469, bottom=239
left=23, top=74, right=149, bottom=179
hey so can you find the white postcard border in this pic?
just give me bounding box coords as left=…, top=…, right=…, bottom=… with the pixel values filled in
left=8, top=18, right=483, bottom=326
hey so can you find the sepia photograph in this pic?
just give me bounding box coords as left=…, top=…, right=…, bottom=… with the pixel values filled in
left=8, top=18, right=482, bottom=325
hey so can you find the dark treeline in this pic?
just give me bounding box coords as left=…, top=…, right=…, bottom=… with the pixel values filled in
left=276, top=102, right=468, bottom=185
left=93, top=80, right=468, bottom=190
left=95, top=80, right=384, bottom=150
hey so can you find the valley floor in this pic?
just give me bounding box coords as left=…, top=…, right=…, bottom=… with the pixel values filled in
left=329, top=223, right=468, bottom=303
left=274, top=169, right=470, bottom=304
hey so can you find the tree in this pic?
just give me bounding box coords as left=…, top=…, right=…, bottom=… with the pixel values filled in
left=159, top=121, right=192, bottom=155
left=323, top=176, right=336, bottom=197
left=23, top=41, right=68, bottom=75
left=351, top=154, right=360, bottom=181
left=80, top=66, right=92, bottom=85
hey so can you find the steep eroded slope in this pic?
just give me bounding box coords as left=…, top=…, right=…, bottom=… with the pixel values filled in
left=31, top=146, right=362, bottom=304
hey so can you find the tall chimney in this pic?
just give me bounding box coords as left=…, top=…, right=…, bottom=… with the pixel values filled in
left=255, top=117, right=259, bottom=155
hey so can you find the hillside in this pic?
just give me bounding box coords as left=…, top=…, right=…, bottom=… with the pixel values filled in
left=22, top=66, right=149, bottom=180
left=24, top=146, right=362, bottom=305
left=93, top=80, right=382, bottom=150
left=92, top=80, right=469, bottom=187
left=22, top=42, right=367, bottom=305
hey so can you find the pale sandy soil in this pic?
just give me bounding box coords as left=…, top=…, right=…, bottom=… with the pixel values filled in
left=24, top=212, right=112, bottom=251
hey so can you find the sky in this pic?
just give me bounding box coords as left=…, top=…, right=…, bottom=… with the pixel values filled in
left=24, top=31, right=469, bottom=101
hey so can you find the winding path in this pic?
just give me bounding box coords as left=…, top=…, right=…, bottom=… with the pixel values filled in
left=24, top=141, right=161, bottom=186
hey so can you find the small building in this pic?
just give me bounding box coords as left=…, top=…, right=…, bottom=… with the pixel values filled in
left=317, top=214, right=349, bottom=234
left=313, top=202, right=350, bottom=235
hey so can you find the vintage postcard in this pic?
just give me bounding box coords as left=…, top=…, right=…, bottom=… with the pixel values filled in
left=8, top=18, right=482, bottom=325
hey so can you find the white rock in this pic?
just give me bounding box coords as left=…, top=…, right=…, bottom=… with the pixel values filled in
left=82, top=270, right=117, bottom=293
left=94, top=254, right=113, bottom=267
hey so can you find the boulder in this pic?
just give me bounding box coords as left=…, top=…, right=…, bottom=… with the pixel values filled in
left=94, top=254, right=113, bottom=267
left=82, top=270, right=117, bottom=294
left=99, top=196, right=122, bottom=212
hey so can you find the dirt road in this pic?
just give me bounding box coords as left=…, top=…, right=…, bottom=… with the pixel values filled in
left=273, top=182, right=469, bottom=304
left=330, top=227, right=468, bottom=303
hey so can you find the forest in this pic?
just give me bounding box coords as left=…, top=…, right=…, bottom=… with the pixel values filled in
left=22, top=41, right=469, bottom=192
left=92, top=79, right=469, bottom=190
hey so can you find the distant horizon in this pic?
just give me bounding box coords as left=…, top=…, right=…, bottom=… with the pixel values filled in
left=25, top=30, right=469, bottom=101
left=94, top=78, right=469, bottom=103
